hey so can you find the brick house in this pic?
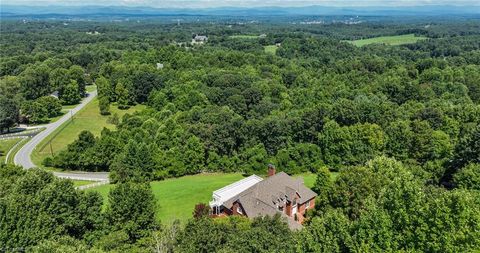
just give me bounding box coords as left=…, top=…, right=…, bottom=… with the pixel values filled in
left=209, top=165, right=317, bottom=229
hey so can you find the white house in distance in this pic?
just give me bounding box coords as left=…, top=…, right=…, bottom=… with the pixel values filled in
left=192, top=35, right=208, bottom=44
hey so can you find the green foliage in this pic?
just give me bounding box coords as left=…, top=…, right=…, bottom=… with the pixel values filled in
left=98, top=96, right=111, bottom=115
left=61, top=80, right=82, bottom=105
left=68, top=65, right=87, bottom=97
left=110, top=140, right=157, bottom=183
left=20, top=64, right=51, bottom=100
left=0, top=96, right=19, bottom=132
left=454, top=163, right=480, bottom=190
left=21, top=100, right=49, bottom=124
left=96, top=76, right=113, bottom=101
left=176, top=215, right=294, bottom=253
left=51, top=131, right=97, bottom=170
left=453, top=124, right=480, bottom=168
left=2, top=19, right=480, bottom=252
left=300, top=156, right=480, bottom=252
left=0, top=166, right=104, bottom=249
left=31, top=236, right=92, bottom=253
left=36, top=96, right=62, bottom=118
left=312, top=167, right=333, bottom=209
left=298, top=210, right=352, bottom=253
left=319, top=121, right=385, bottom=168
left=105, top=182, right=158, bottom=242
left=115, top=82, right=131, bottom=109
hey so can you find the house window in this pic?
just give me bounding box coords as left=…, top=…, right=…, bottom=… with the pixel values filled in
left=236, top=206, right=243, bottom=214
left=306, top=200, right=311, bottom=209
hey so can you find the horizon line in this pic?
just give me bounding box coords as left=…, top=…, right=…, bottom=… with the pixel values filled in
left=3, top=4, right=480, bottom=9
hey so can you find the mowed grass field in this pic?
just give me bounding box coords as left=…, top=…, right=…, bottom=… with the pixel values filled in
left=348, top=34, right=427, bottom=47
left=0, top=138, right=22, bottom=163
left=72, top=180, right=95, bottom=187
left=264, top=45, right=278, bottom=54
left=87, top=173, right=319, bottom=224
left=31, top=97, right=146, bottom=167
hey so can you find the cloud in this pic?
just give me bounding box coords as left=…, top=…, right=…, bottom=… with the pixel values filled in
left=3, top=0, right=480, bottom=8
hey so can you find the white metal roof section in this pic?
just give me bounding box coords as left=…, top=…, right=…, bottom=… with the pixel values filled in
left=210, top=175, right=263, bottom=207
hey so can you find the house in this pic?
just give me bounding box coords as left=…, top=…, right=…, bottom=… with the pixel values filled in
left=192, top=35, right=208, bottom=44
left=209, top=165, right=317, bottom=229
left=259, top=33, right=267, bottom=38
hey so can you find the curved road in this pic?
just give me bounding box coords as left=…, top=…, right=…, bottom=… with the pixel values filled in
left=14, top=90, right=109, bottom=182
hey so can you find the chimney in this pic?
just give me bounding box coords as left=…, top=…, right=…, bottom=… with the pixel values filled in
left=267, top=164, right=276, bottom=177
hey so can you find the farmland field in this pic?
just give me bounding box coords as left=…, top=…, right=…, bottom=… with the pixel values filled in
left=87, top=172, right=318, bottom=223
left=348, top=34, right=427, bottom=46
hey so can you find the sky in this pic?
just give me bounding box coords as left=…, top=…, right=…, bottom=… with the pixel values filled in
left=3, top=0, right=480, bottom=8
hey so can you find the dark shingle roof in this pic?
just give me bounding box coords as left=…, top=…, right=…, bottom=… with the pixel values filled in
left=223, top=172, right=317, bottom=229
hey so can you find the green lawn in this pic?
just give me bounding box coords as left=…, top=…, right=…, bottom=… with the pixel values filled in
left=86, top=85, right=96, bottom=93
left=0, top=138, right=22, bottom=163
left=31, top=97, right=146, bottom=168
left=229, top=35, right=259, bottom=39
left=87, top=172, right=320, bottom=224
left=72, top=180, right=95, bottom=187
left=348, top=34, right=427, bottom=47
left=264, top=45, right=278, bottom=54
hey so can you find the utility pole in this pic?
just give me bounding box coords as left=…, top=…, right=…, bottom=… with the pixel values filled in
left=49, top=140, right=54, bottom=157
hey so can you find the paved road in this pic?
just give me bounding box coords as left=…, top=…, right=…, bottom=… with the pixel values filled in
left=14, top=90, right=109, bottom=182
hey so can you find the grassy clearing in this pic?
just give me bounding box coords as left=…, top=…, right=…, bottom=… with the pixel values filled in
left=31, top=98, right=146, bottom=168
left=348, top=34, right=427, bottom=47
left=0, top=138, right=22, bottom=163
left=264, top=45, right=278, bottom=54
left=72, top=180, right=94, bottom=187
left=86, top=85, right=96, bottom=93
left=229, top=35, right=259, bottom=39
left=87, top=173, right=320, bottom=224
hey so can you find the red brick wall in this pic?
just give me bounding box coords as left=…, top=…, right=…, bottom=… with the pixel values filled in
left=297, top=197, right=315, bottom=223
left=298, top=202, right=306, bottom=214
left=286, top=203, right=292, bottom=216
left=232, top=202, right=246, bottom=216
left=300, top=197, right=315, bottom=212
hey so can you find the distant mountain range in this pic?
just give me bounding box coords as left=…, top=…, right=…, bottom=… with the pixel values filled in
left=1, top=5, right=480, bottom=18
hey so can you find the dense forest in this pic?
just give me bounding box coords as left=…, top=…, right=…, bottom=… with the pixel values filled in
left=1, top=18, right=480, bottom=252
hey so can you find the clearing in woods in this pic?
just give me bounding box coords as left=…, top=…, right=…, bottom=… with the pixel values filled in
left=87, top=172, right=319, bottom=223
left=348, top=34, right=427, bottom=46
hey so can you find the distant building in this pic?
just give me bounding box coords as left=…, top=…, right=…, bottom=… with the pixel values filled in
left=156, top=63, right=164, bottom=69
left=192, top=35, right=208, bottom=44
left=209, top=165, right=317, bottom=230
left=259, top=33, right=267, bottom=38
